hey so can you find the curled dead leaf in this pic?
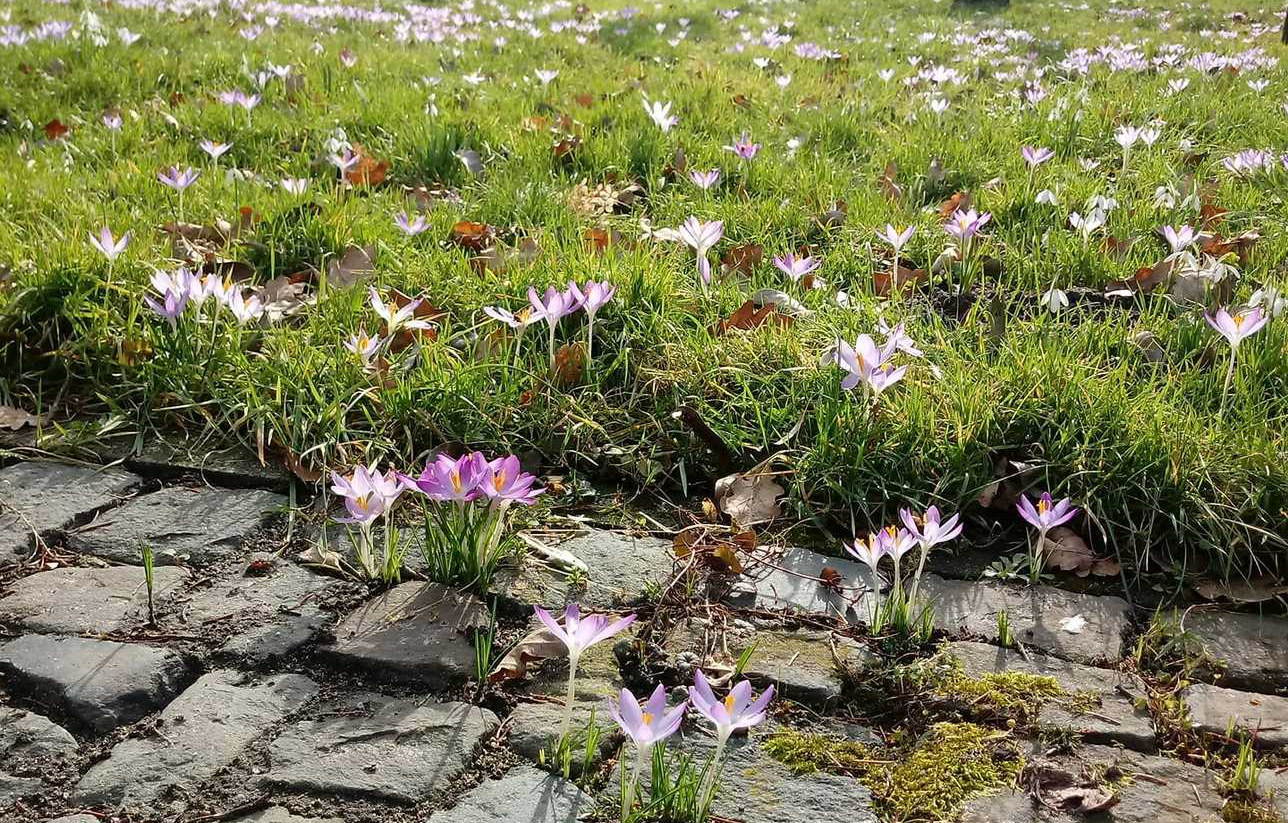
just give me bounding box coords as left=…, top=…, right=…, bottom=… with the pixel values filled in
left=0, top=405, right=44, bottom=430
left=715, top=468, right=785, bottom=527
left=874, top=264, right=926, bottom=297
left=488, top=625, right=567, bottom=683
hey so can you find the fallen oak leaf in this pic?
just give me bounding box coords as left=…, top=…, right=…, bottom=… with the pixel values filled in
left=0, top=405, right=44, bottom=430
left=720, top=243, right=764, bottom=276
left=552, top=341, right=585, bottom=387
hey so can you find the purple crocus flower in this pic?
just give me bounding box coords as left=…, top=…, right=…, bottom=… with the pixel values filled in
left=773, top=252, right=821, bottom=284
left=477, top=454, right=543, bottom=507
left=1021, top=146, right=1055, bottom=168
left=144, top=287, right=189, bottom=327
left=199, top=140, right=232, bottom=161
left=529, top=284, right=586, bottom=369
left=724, top=132, right=760, bottom=161
left=609, top=683, right=688, bottom=817
left=1207, top=306, right=1271, bottom=408
left=899, top=506, right=963, bottom=602
left=535, top=603, right=636, bottom=737
left=690, top=169, right=721, bottom=190
left=331, top=464, right=403, bottom=578
left=370, top=287, right=433, bottom=334
left=395, top=211, right=429, bottom=236
left=344, top=327, right=381, bottom=368
left=157, top=165, right=200, bottom=192
left=570, top=280, right=616, bottom=360
left=944, top=208, right=991, bottom=246
left=399, top=452, right=488, bottom=503
left=89, top=226, right=130, bottom=262
left=835, top=334, right=907, bottom=400
left=1162, top=224, right=1195, bottom=254
left=688, top=670, right=773, bottom=744
left=1017, top=492, right=1078, bottom=534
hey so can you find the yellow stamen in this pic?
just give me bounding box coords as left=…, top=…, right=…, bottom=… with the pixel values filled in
left=642, top=711, right=654, bottom=725
left=451, top=472, right=461, bottom=493
left=724, top=694, right=736, bottom=713
left=1037, top=499, right=1049, bottom=514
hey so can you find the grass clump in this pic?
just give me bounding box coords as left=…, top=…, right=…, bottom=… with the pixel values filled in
left=765, top=723, right=1024, bottom=823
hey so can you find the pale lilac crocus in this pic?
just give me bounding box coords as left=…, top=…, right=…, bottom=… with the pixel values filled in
left=1016, top=492, right=1078, bottom=582
left=773, top=252, right=821, bottom=284
left=1021, top=146, right=1054, bottom=168
left=199, top=140, right=232, bottom=161
left=688, top=671, right=773, bottom=805
left=899, top=506, right=962, bottom=602
left=535, top=603, right=637, bottom=738
left=724, top=132, right=760, bottom=161
left=1162, top=224, right=1195, bottom=255
left=224, top=288, right=264, bottom=325
left=642, top=95, right=679, bottom=132
left=1206, top=307, right=1270, bottom=407
left=846, top=535, right=886, bottom=591
left=1115, top=125, right=1141, bottom=171
left=370, top=287, right=433, bottom=335
left=610, top=684, right=687, bottom=818
left=89, top=226, right=130, bottom=263
left=331, top=464, right=404, bottom=578
left=875, top=525, right=918, bottom=599
left=484, top=305, right=538, bottom=366
left=529, top=285, right=585, bottom=369
left=877, top=224, right=915, bottom=275
left=570, top=280, right=616, bottom=360
left=690, top=169, right=721, bottom=191
left=158, top=166, right=199, bottom=218
left=657, top=217, right=723, bottom=294
left=144, top=286, right=189, bottom=327
left=835, top=334, right=906, bottom=403
left=344, top=327, right=381, bottom=368
left=395, top=211, right=429, bottom=236
left=944, top=208, right=991, bottom=248
left=281, top=178, right=309, bottom=195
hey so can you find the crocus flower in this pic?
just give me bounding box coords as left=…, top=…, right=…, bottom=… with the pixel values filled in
left=89, top=226, right=130, bottom=262
left=484, top=306, right=537, bottom=330
left=688, top=671, right=772, bottom=805
left=1021, top=146, right=1054, bottom=168
left=900, top=506, right=962, bottom=602
left=331, top=464, right=403, bottom=578
left=344, top=327, right=381, bottom=366
left=1162, top=224, right=1195, bottom=255
left=1069, top=210, right=1106, bottom=242
left=690, top=169, right=721, bottom=190
left=642, top=95, right=679, bottom=132
left=877, top=224, right=915, bottom=275
left=773, top=252, right=821, bottom=284
left=570, top=280, right=616, bottom=360
left=144, top=287, right=189, bottom=327
left=399, top=452, right=487, bottom=504
left=224, top=288, right=264, bottom=325
left=1016, top=492, right=1078, bottom=581
left=281, top=178, right=309, bottom=195
left=609, top=683, right=687, bottom=818
left=724, top=132, right=760, bottom=161
left=846, top=536, right=886, bottom=590
left=1207, top=306, right=1270, bottom=407
left=370, top=287, right=433, bottom=335
left=835, top=334, right=906, bottom=401
left=395, top=211, right=429, bottom=236
left=529, top=284, right=585, bottom=369
left=535, top=69, right=559, bottom=86
left=157, top=165, right=200, bottom=192
left=536, top=603, right=637, bottom=738
left=944, top=208, right=991, bottom=247
left=1035, top=189, right=1060, bottom=206
left=102, top=112, right=123, bottom=130
left=477, top=454, right=544, bottom=507
left=877, top=319, right=923, bottom=358
left=200, top=140, right=232, bottom=161
left=657, top=217, right=723, bottom=294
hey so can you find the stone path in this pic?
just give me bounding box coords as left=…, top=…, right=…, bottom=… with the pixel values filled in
left=3, top=457, right=1288, bottom=822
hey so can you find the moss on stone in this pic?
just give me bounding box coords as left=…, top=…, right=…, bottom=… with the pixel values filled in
left=940, top=669, right=1066, bottom=719
left=1223, top=799, right=1285, bottom=823
left=764, top=722, right=1023, bottom=822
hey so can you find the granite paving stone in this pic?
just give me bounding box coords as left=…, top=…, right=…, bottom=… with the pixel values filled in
left=320, top=581, right=486, bottom=686
left=1178, top=609, right=1288, bottom=690
left=0, top=634, right=195, bottom=732
left=943, top=641, right=1154, bottom=750
left=66, top=485, right=287, bottom=566
left=428, top=766, right=591, bottom=823
left=0, top=566, right=187, bottom=634
left=264, top=695, right=497, bottom=802
left=73, top=670, right=319, bottom=810
left=495, top=530, right=674, bottom=609
left=920, top=575, right=1131, bottom=664
left=1184, top=682, right=1288, bottom=749
left=0, top=462, right=138, bottom=554
left=726, top=546, right=877, bottom=623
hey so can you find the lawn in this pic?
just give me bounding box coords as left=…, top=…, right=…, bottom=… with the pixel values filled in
left=1, top=0, right=1286, bottom=585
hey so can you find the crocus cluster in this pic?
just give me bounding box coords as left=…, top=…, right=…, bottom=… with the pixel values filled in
left=484, top=280, right=616, bottom=369
left=846, top=506, right=962, bottom=632
left=330, top=464, right=404, bottom=579
left=144, top=266, right=264, bottom=326
left=828, top=322, right=917, bottom=404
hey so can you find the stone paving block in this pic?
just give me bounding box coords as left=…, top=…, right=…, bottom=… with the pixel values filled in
left=726, top=546, right=877, bottom=623
left=0, top=634, right=196, bottom=733
left=496, top=530, right=674, bottom=609
left=0, top=566, right=187, bottom=634
left=45, top=815, right=101, bottom=823
left=429, top=766, right=591, bottom=823
left=0, top=462, right=138, bottom=554
left=0, top=707, right=78, bottom=762
left=66, top=485, right=287, bottom=566
left=124, top=437, right=291, bottom=490
left=73, top=670, right=319, bottom=809
left=320, top=582, right=486, bottom=686
left=920, top=575, right=1131, bottom=664
left=0, top=774, right=43, bottom=805
left=264, top=695, right=497, bottom=803
left=219, top=605, right=329, bottom=663
left=943, top=641, right=1154, bottom=751
left=1179, top=609, right=1288, bottom=691
left=959, top=744, right=1224, bottom=823
left=664, top=617, right=877, bottom=706
left=1184, top=682, right=1288, bottom=749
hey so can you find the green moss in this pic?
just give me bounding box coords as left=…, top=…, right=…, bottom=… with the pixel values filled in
left=1223, top=799, right=1285, bottom=823
left=940, top=669, right=1066, bottom=719
left=765, top=723, right=1023, bottom=822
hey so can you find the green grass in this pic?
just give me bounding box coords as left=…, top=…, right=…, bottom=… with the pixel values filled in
left=1, top=0, right=1286, bottom=581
